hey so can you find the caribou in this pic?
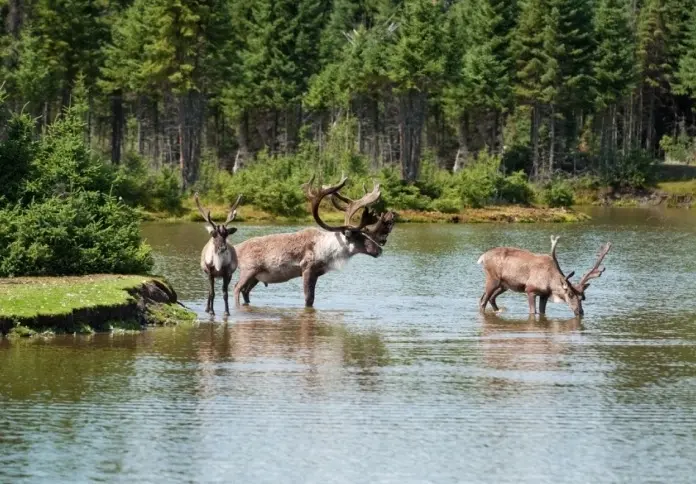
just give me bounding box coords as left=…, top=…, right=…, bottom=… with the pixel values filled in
left=478, top=236, right=611, bottom=316
left=195, top=193, right=243, bottom=316
left=233, top=176, right=395, bottom=307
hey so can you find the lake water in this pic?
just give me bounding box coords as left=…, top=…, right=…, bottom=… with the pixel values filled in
left=2, top=207, right=696, bottom=483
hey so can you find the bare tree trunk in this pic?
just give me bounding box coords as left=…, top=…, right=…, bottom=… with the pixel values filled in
left=153, top=99, right=160, bottom=164
left=549, top=104, right=556, bottom=176
left=646, top=88, right=656, bottom=153
left=453, top=112, right=469, bottom=173
left=398, top=90, right=426, bottom=182
left=178, top=91, right=204, bottom=189
left=6, top=0, right=23, bottom=36
left=111, top=89, right=123, bottom=165
left=531, top=103, right=540, bottom=179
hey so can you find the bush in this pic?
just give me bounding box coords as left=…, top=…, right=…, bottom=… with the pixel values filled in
left=498, top=171, right=535, bottom=205
left=430, top=190, right=461, bottom=213
left=23, top=106, right=114, bottom=201
left=456, top=153, right=502, bottom=208
left=541, top=179, right=575, bottom=208
left=0, top=114, right=35, bottom=206
left=0, top=191, right=153, bottom=277
left=113, top=153, right=183, bottom=213
left=602, top=150, right=657, bottom=190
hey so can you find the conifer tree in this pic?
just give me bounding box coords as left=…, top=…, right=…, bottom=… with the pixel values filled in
left=388, top=0, right=445, bottom=181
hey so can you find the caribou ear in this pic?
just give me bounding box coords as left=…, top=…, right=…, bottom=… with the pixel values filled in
left=565, top=271, right=575, bottom=280
left=227, top=227, right=238, bottom=236
left=204, top=225, right=215, bottom=235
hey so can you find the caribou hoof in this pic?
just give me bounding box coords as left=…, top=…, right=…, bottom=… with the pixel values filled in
left=223, top=311, right=230, bottom=317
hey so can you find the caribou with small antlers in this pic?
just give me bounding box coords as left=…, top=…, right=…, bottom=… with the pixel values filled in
left=232, top=176, right=395, bottom=307
left=478, top=236, right=611, bottom=316
left=195, top=193, right=243, bottom=316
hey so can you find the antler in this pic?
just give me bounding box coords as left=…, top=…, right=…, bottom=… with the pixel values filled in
left=343, top=181, right=381, bottom=226
left=576, top=242, right=612, bottom=287
left=327, top=183, right=369, bottom=212
left=194, top=192, right=216, bottom=230
left=550, top=235, right=575, bottom=281
left=224, top=194, right=243, bottom=225
left=305, top=175, right=350, bottom=232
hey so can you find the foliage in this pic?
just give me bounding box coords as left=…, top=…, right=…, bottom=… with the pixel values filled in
left=0, top=192, right=153, bottom=277
left=113, top=153, right=183, bottom=213
left=0, top=114, right=35, bottom=206
left=602, top=150, right=658, bottom=190
left=660, top=134, right=696, bottom=165
left=541, top=179, right=575, bottom=207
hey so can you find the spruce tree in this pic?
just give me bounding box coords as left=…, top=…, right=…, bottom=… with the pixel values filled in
left=388, top=0, right=445, bottom=181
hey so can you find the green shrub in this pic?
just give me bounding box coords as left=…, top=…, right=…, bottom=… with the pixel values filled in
left=0, top=191, right=153, bottom=277
left=498, top=171, right=535, bottom=205
left=113, top=152, right=182, bottom=213
left=541, top=179, right=575, bottom=207
left=23, top=106, right=114, bottom=201
left=456, top=152, right=502, bottom=208
left=0, top=113, right=35, bottom=206
left=602, top=150, right=657, bottom=190
left=430, top=191, right=461, bottom=213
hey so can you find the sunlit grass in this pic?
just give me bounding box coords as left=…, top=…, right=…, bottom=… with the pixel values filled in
left=0, top=275, right=151, bottom=319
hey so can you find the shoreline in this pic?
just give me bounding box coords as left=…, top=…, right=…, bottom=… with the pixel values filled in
left=0, top=275, right=196, bottom=337
left=142, top=203, right=592, bottom=224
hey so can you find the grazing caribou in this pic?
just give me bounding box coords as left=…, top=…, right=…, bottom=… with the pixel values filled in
left=195, top=193, right=243, bottom=316
left=233, top=176, right=396, bottom=307
left=478, top=236, right=611, bottom=316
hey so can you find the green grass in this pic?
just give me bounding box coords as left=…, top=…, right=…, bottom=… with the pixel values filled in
left=0, top=275, right=152, bottom=319
left=658, top=180, right=696, bottom=196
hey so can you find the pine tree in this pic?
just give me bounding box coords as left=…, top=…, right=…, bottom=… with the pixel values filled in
left=388, top=0, right=445, bottom=181
left=593, top=0, right=636, bottom=158
left=676, top=9, right=696, bottom=97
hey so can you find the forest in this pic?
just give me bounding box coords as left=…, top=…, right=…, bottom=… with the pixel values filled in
left=2, top=0, right=696, bottom=220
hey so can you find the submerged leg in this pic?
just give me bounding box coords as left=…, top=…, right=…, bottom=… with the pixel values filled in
left=303, top=270, right=319, bottom=307
left=479, top=279, right=500, bottom=311
left=241, top=278, right=259, bottom=305
left=207, top=273, right=216, bottom=315
left=526, top=292, right=537, bottom=315
left=222, top=274, right=231, bottom=316
left=234, top=271, right=256, bottom=307
left=489, top=287, right=506, bottom=312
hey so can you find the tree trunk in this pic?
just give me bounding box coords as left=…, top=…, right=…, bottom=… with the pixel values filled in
left=531, top=103, right=540, bottom=179
left=549, top=104, right=556, bottom=176
left=398, top=90, right=426, bottom=182
left=178, top=91, right=204, bottom=189
left=111, top=89, right=123, bottom=165
left=453, top=112, right=469, bottom=173
left=6, top=0, right=23, bottom=37
left=153, top=99, right=160, bottom=164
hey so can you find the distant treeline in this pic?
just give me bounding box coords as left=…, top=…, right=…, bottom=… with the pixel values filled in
left=2, top=0, right=696, bottom=188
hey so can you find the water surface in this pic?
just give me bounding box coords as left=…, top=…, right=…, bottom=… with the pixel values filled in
left=2, top=207, right=696, bottom=483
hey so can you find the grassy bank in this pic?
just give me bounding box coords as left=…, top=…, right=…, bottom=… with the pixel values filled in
left=142, top=198, right=591, bottom=224
left=0, top=275, right=196, bottom=337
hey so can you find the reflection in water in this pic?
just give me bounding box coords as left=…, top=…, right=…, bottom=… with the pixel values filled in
left=2, top=208, right=696, bottom=483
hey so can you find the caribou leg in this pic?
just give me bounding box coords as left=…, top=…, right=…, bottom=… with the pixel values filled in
left=489, top=287, right=506, bottom=312
left=222, top=274, right=231, bottom=316
left=207, top=273, right=216, bottom=315
left=526, top=292, right=537, bottom=314
left=479, top=279, right=500, bottom=311
left=234, top=271, right=257, bottom=307
left=241, top=278, right=259, bottom=305
left=303, top=270, right=319, bottom=307
left=538, top=295, right=549, bottom=314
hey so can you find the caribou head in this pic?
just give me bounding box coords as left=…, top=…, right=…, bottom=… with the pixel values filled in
left=194, top=193, right=242, bottom=257
left=303, top=175, right=394, bottom=258
left=549, top=235, right=584, bottom=316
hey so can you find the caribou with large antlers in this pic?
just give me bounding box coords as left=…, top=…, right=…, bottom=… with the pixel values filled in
left=232, top=176, right=395, bottom=307
left=195, top=193, right=243, bottom=316
left=478, top=236, right=611, bottom=316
